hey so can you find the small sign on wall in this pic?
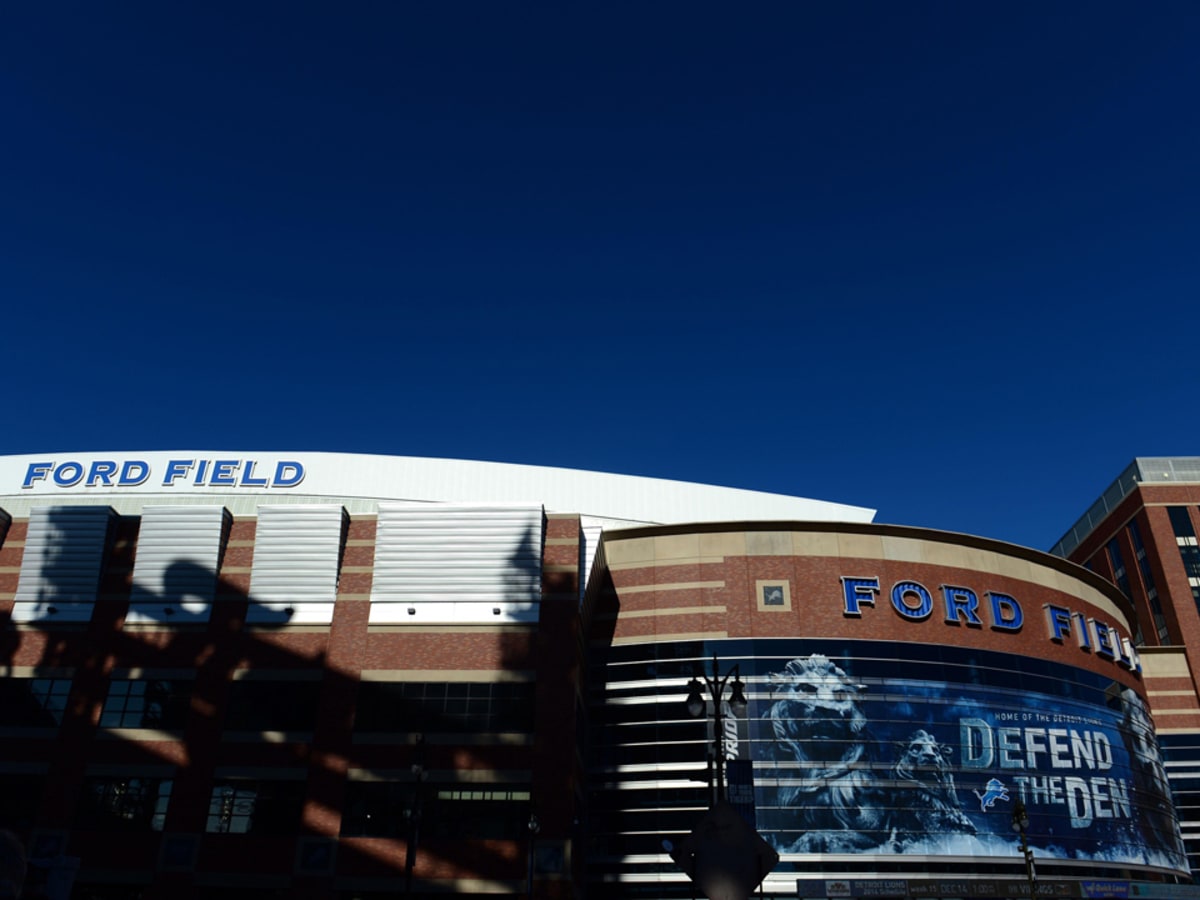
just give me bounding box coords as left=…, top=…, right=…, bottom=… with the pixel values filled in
left=756, top=579, right=791, bottom=612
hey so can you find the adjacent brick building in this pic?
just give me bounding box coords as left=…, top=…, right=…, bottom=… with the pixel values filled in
left=1052, top=458, right=1200, bottom=877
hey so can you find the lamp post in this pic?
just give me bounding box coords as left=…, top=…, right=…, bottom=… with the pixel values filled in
left=1011, top=798, right=1037, bottom=897
left=526, top=812, right=540, bottom=900
left=404, top=734, right=426, bottom=898
left=685, top=655, right=749, bottom=804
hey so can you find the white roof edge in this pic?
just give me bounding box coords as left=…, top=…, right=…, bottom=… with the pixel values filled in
left=0, top=451, right=876, bottom=526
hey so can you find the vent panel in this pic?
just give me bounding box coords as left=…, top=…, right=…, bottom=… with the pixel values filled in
left=12, top=505, right=116, bottom=623
left=128, top=506, right=230, bottom=624
left=246, top=504, right=347, bottom=625
left=370, top=503, right=544, bottom=624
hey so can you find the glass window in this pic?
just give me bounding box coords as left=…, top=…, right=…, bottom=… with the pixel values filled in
left=1106, top=538, right=1132, bottom=598
left=0, top=773, right=46, bottom=832
left=1168, top=507, right=1200, bottom=617
left=1179, top=544, right=1200, bottom=580
left=340, top=781, right=418, bottom=838
left=224, top=680, right=320, bottom=732
left=354, top=681, right=535, bottom=734
left=1127, top=521, right=1170, bottom=642
left=78, top=777, right=172, bottom=831
left=1169, top=506, right=1197, bottom=539
left=100, top=679, right=193, bottom=730
left=205, top=779, right=305, bottom=834
left=0, top=677, right=72, bottom=727
left=341, top=780, right=530, bottom=839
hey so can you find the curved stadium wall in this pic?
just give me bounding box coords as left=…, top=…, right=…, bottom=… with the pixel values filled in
left=583, top=522, right=1188, bottom=897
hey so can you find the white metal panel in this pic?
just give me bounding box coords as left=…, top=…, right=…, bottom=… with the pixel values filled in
left=370, top=503, right=544, bottom=619
left=10, top=600, right=100, bottom=623
left=581, top=519, right=606, bottom=603
left=368, top=600, right=540, bottom=625
left=246, top=504, right=346, bottom=625
left=12, top=505, right=116, bottom=623
left=128, top=506, right=230, bottom=624
left=0, top=452, right=876, bottom=526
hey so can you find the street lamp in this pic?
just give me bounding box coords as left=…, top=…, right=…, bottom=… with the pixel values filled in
left=526, top=812, right=540, bottom=900
left=685, top=654, right=749, bottom=804
left=404, top=733, right=427, bottom=898
left=1011, top=798, right=1037, bottom=896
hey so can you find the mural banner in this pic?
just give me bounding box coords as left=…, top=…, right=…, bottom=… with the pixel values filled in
left=748, top=652, right=1185, bottom=871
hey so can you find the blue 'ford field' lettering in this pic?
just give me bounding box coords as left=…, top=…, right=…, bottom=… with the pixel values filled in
left=21, top=458, right=305, bottom=489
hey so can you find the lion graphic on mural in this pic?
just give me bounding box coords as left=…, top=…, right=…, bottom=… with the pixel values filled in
left=888, top=729, right=977, bottom=844
left=763, top=655, right=974, bottom=853
left=1119, top=687, right=1187, bottom=865
left=764, top=655, right=888, bottom=851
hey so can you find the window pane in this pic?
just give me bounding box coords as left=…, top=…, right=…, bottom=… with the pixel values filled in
left=206, top=780, right=305, bottom=835
left=355, top=682, right=535, bottom=734
left=225, top=682, right=319, bottom=732
left=0, top=677, right=72, bottom=727
left=78, top=777, right=172, bottom=832
left=100, top=680, right=193, bottom=730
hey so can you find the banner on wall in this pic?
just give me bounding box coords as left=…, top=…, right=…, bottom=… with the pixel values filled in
left=792, top=879, right=1193, bottom=899
left=748, top=653, right=1186, bottom=871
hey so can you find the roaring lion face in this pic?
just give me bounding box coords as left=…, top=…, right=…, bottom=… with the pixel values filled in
left=767, top=655, right=868, bottom=775
left=894, top=729, right=957, bottom=799
left=765, top=656, right=883, bottom=848
left=891, top=729, right=976, bottom=839
left=895, top=730, right=948, bottom=782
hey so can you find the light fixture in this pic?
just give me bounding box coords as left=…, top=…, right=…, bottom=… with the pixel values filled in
left=685, top=678, right=705, bottom=718
left=1011, top=799, right=1030, bottom=833
left=684, top=655, right=751, bottom=805
left=728, top=674, right=748, bottom=716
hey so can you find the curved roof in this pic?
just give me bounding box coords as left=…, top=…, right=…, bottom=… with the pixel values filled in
left=0, top=451, right=874, bottom=527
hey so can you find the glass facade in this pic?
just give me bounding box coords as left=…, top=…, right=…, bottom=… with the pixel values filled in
left=341, top=781, right=532, bottom=839
left=354, top=681, right=537, bottom=734
left=99, top=679, right=193, bottom=730
left=1168, top=506, right=1200, bottom=615
left=1129, top=521, right=1171, bottom=644
left=0, top=676, right=71, bottom=727
left=205, top=779, right=306, bottom=834
left=588, top=638, right=1186, bottom=896
left=78, top=776, right=173, bottom=832
left=224, top=681, right=321, bottom=733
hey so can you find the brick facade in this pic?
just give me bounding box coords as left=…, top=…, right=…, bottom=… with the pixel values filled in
left=0, top=506, right=583, bottom=900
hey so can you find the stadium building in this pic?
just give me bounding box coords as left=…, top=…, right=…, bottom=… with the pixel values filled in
left=0, top=452, right=1190, bottom=900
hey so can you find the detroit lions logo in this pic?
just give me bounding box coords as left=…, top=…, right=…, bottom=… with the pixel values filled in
left=973, top=778, right=1009, bottom=811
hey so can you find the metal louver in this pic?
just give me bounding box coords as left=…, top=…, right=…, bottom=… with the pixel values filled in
left=12, top=505, right=116, bottom=623
left=246, top=504, right=347, bottom=625
left=128, top=506, right=231, bottom=625
left=370, top=503, right=544, bottom=625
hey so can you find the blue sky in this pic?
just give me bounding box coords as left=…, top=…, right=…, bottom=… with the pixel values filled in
left=3, top=2, right=1199, bottom=551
